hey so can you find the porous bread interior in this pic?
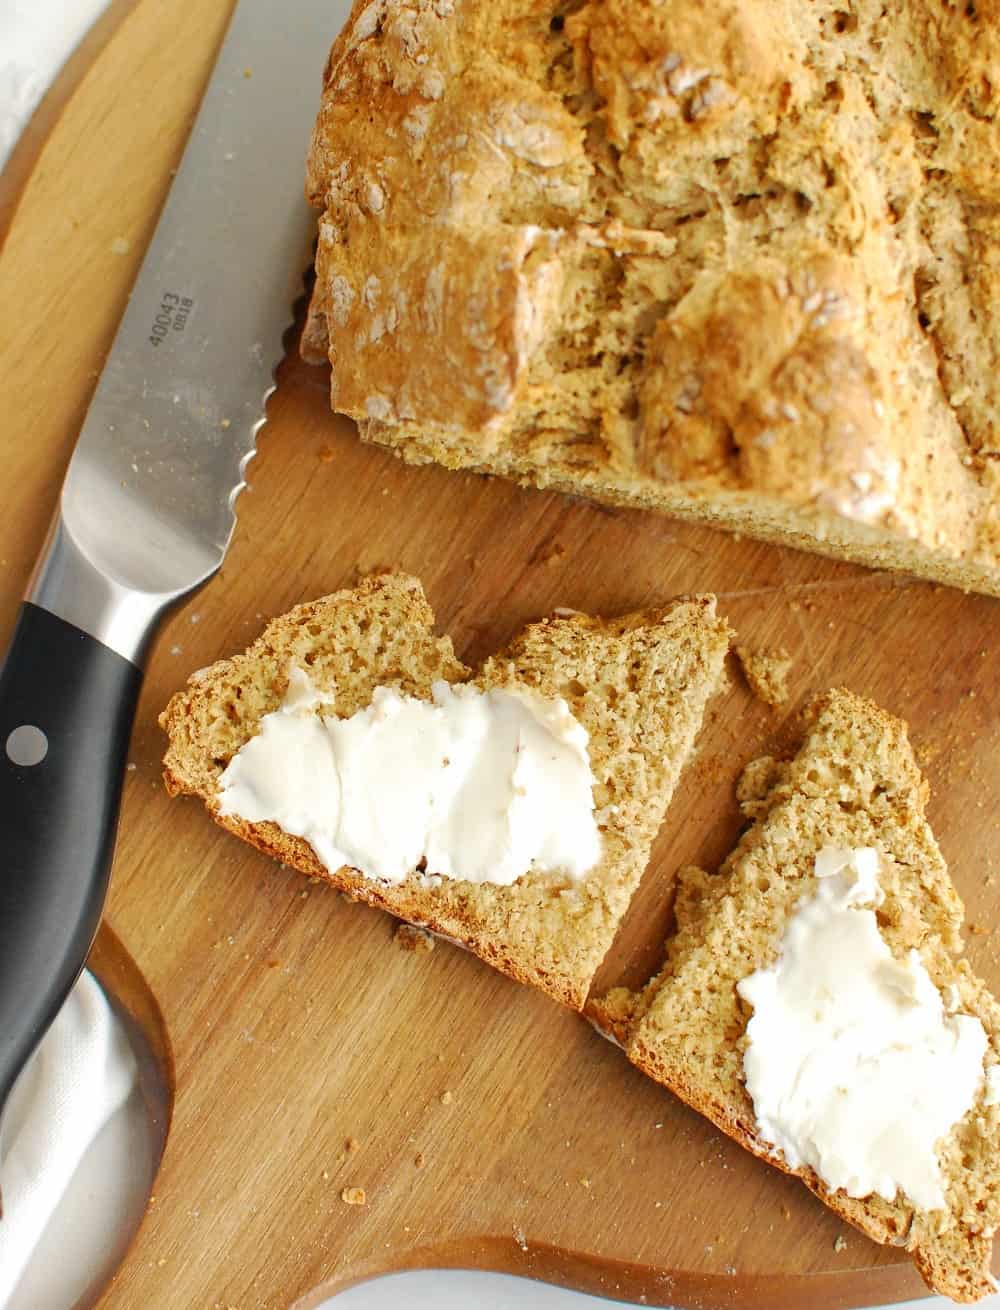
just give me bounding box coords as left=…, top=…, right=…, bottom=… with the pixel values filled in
left=161, top=573, right=467, bottom=801
left=304, top=0, right=1000, bottom=596
left=620, top=689, right=1000, bottom=1302
left=160, top=572, right=730, bottom=1009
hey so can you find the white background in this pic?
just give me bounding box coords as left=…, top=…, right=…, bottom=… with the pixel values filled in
left=0, top=2, right=995, bottom=1307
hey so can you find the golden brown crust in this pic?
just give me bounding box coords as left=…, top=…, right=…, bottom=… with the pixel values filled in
left=304, top=0, right=1000, bottom=596
left=584, top=986, right=638, bottom=1048
left=160, top=573, right=730, bottom=1010
left=615, top=689, right=1000, bottom=1301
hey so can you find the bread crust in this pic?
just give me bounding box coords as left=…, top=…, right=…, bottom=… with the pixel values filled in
left=304, top=0, right=1000, bottom=596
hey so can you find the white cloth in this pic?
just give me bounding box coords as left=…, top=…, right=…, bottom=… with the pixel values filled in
left=0, top=973, right=136, bottom=1305
left=0, top=0, right=110, bottom=168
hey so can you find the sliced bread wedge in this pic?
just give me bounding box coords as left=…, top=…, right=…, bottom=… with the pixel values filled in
left=597, top=690, right=1000, bottom=1300
left=161, top=572, right=730, bottom=1008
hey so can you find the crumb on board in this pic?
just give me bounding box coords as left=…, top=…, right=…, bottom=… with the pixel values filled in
left=734, top=643, right=792, bottom=707
left=346, top=1136, right=360, bottom=1153
left=533, top=540, right=566, bottom=567
left=834, top=1235, right=848, bottom=1253
left=395, top=923, right=435, bottom=954
left=414, top=1152, right=426, bottom=1168
left=341, top=1187, right=367, bottom=1206
left=439, top=1090, right=454, bottom=1106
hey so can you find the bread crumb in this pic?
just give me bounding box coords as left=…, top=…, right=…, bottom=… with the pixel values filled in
left=533, top=540, right=566, bottom=567
left=915, top=739, right=942, bottom=767
left=110, top=236, right=131, bottom=255
left=580, top=1177, right=591, bottom=1189
left=321, top=1170, right=330, bottom=1181
left=834, top=1235, right=848, bottom=1252
left=341, top=1187, right=366, bottom=1206
left=439, top=1090, right=454, bottom=1105
left=734, top=644, right=792, bottom=707
left=318, top=445, right=336, bottom=463
left=346, top=1136, right=360, bottom=1153
left=395, top=923, right=435, bottom=954
left=414, top=1152, right=425, bottom=1168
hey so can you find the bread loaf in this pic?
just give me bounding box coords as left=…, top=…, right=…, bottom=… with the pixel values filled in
left=304, top=0, right=1000, bottom=596
left=594, top=690, right=1000, bottom=1301
left=160, top=573, right=729, bottom=1008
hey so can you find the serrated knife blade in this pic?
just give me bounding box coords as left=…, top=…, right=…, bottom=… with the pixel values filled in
left=37, top=0, right=350, bottom=647
left=0, top=0, right=351, bottom=1116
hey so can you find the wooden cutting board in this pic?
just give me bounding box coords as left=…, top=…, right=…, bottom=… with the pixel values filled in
left=2, top=3, right=998, bottom=1307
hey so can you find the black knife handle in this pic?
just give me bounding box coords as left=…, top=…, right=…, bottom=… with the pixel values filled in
left=0, top=603, right=142, bottom=1108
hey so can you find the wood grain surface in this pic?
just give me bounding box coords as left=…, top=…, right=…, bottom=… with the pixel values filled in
left=1, top=2, right=997, bottom=1307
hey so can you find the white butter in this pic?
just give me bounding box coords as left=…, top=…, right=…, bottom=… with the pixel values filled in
left=218, top=668, right=601, bottom=886
left=737, top=846, right=990, bottom=1211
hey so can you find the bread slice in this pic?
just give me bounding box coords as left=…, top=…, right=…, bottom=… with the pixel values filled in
left=160, top=573, right=730, bottom=1008
left=596, top=690, right=1000, bottom=1300
left=303, top=0, right=1000, bottom=597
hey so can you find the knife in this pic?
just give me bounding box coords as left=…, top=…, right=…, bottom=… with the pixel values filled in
left=0, top=0, right=348, bottom=1115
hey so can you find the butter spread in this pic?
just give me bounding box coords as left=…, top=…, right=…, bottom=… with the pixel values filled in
left=218, top=667, right=601, bottom=886
left=737, top=846, right=990, bottom=1211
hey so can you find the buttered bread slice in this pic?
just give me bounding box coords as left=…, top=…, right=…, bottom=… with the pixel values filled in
left=160, top=573, right=729, bottom=1007
left=595, top=690, right=1000, bottom=1301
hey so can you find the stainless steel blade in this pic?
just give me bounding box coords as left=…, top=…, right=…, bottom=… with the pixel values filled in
left=30, top=0, right=352, bottom=657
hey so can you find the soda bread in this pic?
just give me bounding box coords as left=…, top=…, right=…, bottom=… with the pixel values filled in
left=160, top=573, right=730, bottom=1008
left=304, top=0, right=1000, bottom=596
left=595, top=690, right=1000, bottom=1301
